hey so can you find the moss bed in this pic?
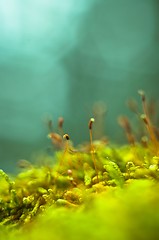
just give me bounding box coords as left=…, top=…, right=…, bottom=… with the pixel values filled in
left=1, top=91, right=159, bottom=240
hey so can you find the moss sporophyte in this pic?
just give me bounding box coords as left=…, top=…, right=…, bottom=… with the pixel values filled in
left=1, top=91, right=159, bottom=240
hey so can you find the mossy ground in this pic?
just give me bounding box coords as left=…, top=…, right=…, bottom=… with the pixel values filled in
left=1, top=91, right=159, bottom=239
left=1, top=141, right=159, bottom=240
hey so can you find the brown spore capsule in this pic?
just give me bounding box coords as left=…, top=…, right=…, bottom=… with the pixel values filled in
left=63, top=134, right=70, bottom=141
left=138, top=90, right=146, bottom=102
left=58, top=117, right=64, bottom=129
left=88, top=118, right=95, bottom=130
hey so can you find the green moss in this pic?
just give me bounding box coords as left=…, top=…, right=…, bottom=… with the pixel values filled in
left=1, top=91, right=159, bottom=239
left=0, top=141, right=159, bottom=239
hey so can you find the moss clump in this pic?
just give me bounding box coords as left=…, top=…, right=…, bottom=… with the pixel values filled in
left=1, top=91, right=159, bottom=239
left=1, top=142, right=159, bottom=240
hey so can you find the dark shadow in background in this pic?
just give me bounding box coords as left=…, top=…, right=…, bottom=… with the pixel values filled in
left=64, top=0, right=159, bottom=144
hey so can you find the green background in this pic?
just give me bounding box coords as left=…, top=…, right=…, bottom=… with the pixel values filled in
left=0, top=0, right=159, bottom=172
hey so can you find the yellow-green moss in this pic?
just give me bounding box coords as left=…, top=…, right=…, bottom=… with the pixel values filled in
left=1, top=91, right=159, bottom=239
left=1, top=141, right=159, bottom=239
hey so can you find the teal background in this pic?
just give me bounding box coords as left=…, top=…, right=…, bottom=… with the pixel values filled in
left=0, top=0, right=159, bottom=172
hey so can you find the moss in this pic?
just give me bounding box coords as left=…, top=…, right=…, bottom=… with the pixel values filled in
left=0, top=142, right=159, bottom=239
left=1, top=91, right=159, bottom=239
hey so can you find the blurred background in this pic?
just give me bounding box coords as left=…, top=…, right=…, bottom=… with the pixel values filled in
left=0, top=0, right=159, bottom=172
